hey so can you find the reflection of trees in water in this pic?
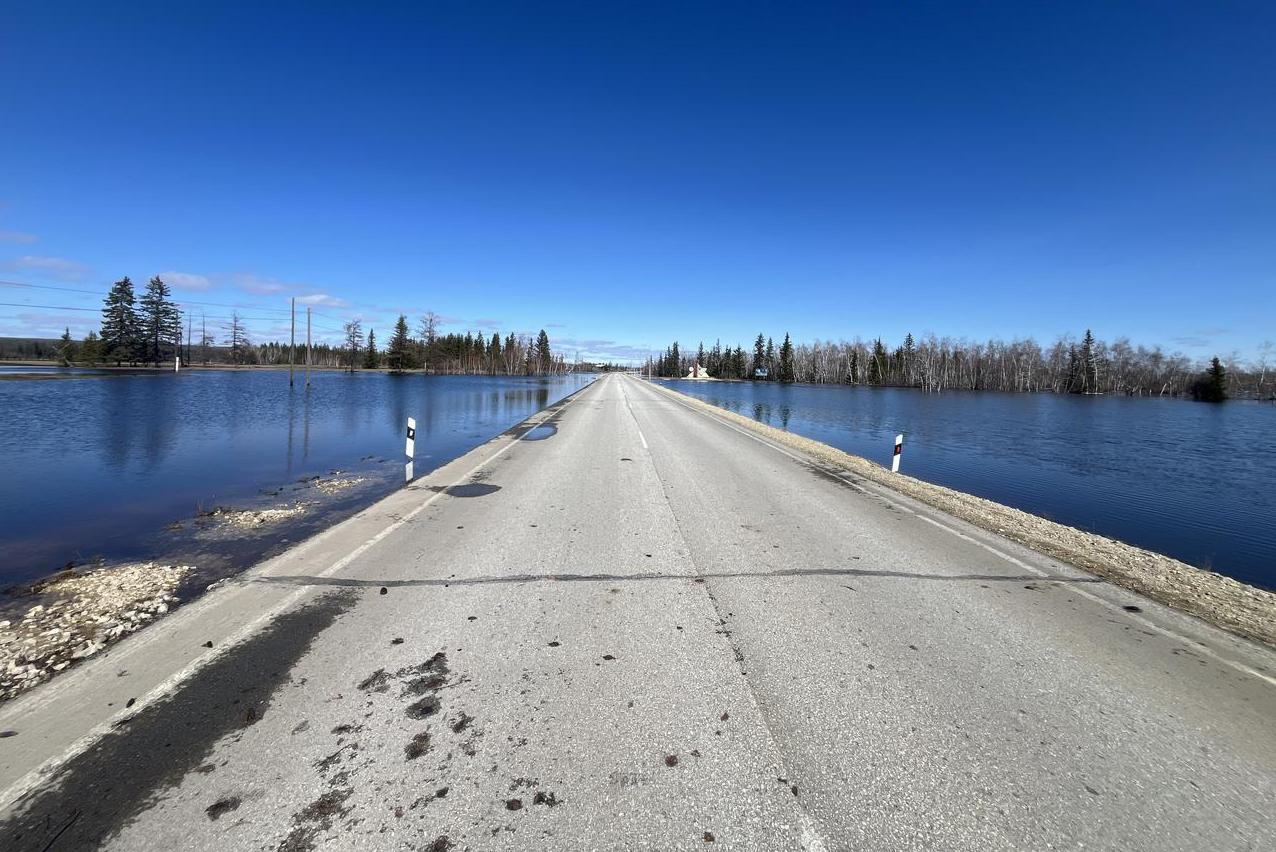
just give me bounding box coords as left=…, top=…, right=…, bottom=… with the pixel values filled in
left=101, top=375, right=178, bottom=470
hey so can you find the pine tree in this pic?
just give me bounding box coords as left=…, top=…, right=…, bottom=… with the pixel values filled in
left=58, top=327, right=76, bottom=366
left=903, top=332, right=916, bottom=385
left=1080, top=329, right=1099, bottom=393
left=227, top=312, right=250, bottom=364
left=488, top=333, right=501, bottom=373
left=386, top=315, right=412, bottom=372
left=869, top=339, right=887, bottom=385
left=363, top=329, right=380, bottom=369
left=536, top=329, right=552, bottom=373
left=1066, top=345, right=1081, bottom=393
left=752, top=334, right=766, bottom=378
left=101, top=276, right=141, bottom=365
left=80, top=330, right=102, bottom=365
left=765, top=337, right=775, bottom=379
left=779, top=333, right=795, bottom=383
left=1191, top=357, right=1229, bottom=402
left=139, top=275, right=182, bottom=365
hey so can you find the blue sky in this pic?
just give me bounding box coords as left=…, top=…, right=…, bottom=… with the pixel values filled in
left=1, top=1, right=1272, bottom=362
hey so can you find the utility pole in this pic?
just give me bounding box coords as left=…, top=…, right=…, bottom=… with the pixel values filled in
left=305, top=307, right=312, bottom=387
left=289, top=297, right=296, bottom=387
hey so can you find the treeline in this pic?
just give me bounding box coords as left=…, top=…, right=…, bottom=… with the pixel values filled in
left=40, top=277, right=571, bottom=376
left=318, top=315, right=568, bottom=376
left=649, top=331, right=1274, bottom=401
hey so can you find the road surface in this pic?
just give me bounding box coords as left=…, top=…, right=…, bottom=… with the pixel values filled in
left=1, top=373, right=1273, bottom=851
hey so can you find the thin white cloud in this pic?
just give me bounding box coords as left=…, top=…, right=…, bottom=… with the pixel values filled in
left=295, top=293, right=349, bottom=308
left=0, top=311, right=98, bottom=338
left=0, top=231, right=38, bottom=244
left=157, top=270, right=213, bottom=291
left=232, top=273, right=293, bottom=295
left=553, top=337, right=651, bottom=362
left=2, top=255, right=89, bottom=281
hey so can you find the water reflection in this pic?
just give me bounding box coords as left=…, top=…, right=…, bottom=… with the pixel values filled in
left=661, top=379, right=1276, bottom=589
left=0, top=371, right=594, bottom=583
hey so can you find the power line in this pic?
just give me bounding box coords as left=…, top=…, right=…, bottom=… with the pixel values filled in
left=0, top=279, right=459, bottom=330
left=0, top=302, right=310, bottom=324
left=1, top=279, right=461, bottom=338
left=0, top=279, right=296, bottom=315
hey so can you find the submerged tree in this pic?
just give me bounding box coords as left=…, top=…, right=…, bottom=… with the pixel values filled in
left=779, top=333, right=795, bottom=383
left=535, top=329, right=553, bottom=373
left=868, top=339, right=887, bottom=385
left=386, top=315, right=413, bottom=372
left=57, top=327, right=76, bottom=366
left=1191, top=357, right=1228, bottom=402
left=226, top=312, right=250, bottom=364
left=343, top=319, right=363, bottom=372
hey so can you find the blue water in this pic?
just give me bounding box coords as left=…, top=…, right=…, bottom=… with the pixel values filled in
left=659, top=380, right=1276, bottom=590
left=0, top=369, right=595, bottom=584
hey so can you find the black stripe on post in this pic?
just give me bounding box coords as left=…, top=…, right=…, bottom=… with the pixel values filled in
left=893, top=444, right=902, bottom=455
left=407, top=427, right=416, bottom=440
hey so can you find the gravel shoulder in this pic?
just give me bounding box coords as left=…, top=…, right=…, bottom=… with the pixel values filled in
left=645, top=379, right=1276, bottom=648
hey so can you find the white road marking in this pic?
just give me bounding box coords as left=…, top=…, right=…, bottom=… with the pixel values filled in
left=0, top=380, right=599, bottom=812
left=627, top=376, right=1276, bottom=689
left=617, top=374, right=650, bottom=449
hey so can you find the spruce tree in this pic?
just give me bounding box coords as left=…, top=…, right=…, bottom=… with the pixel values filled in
left=765, top=337, right=775, bottom=378
left=1080, top=329, right=1099, bottom=393
left=779, top=333, right=795, bottom=383
left=58, top=327, right=76, bottom=366
left=386, top=315, right=412, bottom=372
left=488, top=333, right=501, bottom=373
left=1191, top=357, right=1228, bottom=402
left=101, top=276, right=141, bottom=365
left=363, top=329, right=380, bottom=369
left=869, top=339, right=887, bottom=385
left=753, top=334, right=766, bottom=378
left=536, top=329, right=552, bottom=373
left=139, top=275, right=182, bottom=365
left=80, top=330, right=102, bottom=365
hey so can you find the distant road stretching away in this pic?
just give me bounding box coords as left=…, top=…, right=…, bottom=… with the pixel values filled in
left=1, top=374, right=1273, bottom=851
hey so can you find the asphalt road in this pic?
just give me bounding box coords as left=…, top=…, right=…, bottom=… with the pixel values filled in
left=1, top=373, right=1273, bottom=851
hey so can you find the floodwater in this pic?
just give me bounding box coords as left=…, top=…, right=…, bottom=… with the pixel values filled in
left=659, top=379, right=1276, bottom=590
left=0, top=367, right=595, bottom=585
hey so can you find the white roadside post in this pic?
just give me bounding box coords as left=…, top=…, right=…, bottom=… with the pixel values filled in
left=175, top=355, right=180, bottom=373
left=891, top=433, right=903, bottom=473
left=405, top=417, right=416, bottom=483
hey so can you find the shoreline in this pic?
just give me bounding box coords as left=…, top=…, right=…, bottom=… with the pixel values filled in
left=0, top=378, right=600, bottom=702
left=643, top=378, right=1276, bottom=649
